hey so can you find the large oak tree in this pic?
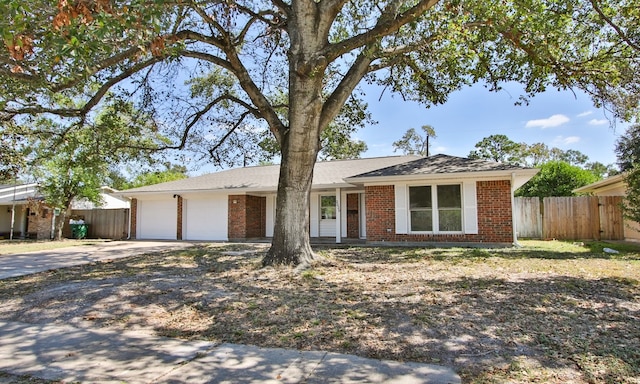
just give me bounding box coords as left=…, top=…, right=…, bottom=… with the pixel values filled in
left=1, top=0, right=638, bottom=266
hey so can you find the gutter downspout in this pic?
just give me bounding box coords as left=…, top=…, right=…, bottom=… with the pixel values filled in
left=511, top=172, right=520, bottom=247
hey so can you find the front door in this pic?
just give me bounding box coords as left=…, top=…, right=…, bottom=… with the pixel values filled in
left=319, top=195, right=336, bottom=237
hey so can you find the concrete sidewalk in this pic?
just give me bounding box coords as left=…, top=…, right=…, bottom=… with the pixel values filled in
left=0, top=321, right=460, bottom=383
left=0, top=241, right=194, bottom=279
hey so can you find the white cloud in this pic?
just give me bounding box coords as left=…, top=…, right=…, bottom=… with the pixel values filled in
left=525, top=114, right=570, bottom=129
left=553, top=135, right=581, bottom=146
left=577, top=111, right=593, bottom=117
left=588, top=119, right=608, bottom=126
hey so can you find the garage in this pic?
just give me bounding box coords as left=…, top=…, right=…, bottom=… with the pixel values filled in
left=183, top=195, right=228, bottom=241
left=137, top=198, right=177, bottom=240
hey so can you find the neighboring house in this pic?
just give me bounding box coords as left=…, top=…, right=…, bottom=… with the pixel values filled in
left=0, top=184, right=129, bottom=239
left=574, top=174, right=640, bottom=242
left=121, top=154, right=538, bottom=245
left=72, top=186, right=131, bottom=210
left=0, top=183, right=53, bottom=239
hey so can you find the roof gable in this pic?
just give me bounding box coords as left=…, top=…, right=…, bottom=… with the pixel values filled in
left=348, top=154, right=530, bottom=179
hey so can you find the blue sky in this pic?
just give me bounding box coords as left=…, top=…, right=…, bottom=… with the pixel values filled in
left=357, top=82, right=626, bottom=167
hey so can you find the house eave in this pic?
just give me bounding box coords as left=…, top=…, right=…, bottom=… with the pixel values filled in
left=573, top=174, right=625, bottom=194
left=311, top=183, right=358, bottom=191
left=121, top=187, right=273, bottom=198
left=120, top=183, right=364, bottom=199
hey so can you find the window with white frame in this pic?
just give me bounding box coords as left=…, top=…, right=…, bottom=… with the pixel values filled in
left=320, top=195, right=337, bottom=219
left=409, top=184, right=462, bottom=232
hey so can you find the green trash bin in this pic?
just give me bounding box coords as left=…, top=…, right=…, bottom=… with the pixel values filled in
left=70, top=224, right=89, bottom=239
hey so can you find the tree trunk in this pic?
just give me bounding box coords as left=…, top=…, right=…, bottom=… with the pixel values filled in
left=262, top=146, right=317, bottom=267
left=262, top=85, right=323, bottom=266
left=262, top=2, right=330, bottom=267
left=53, top=205, right=71, bottom=241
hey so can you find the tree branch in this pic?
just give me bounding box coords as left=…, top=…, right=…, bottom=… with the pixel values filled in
left=269, top=0, right=291, bottom=14
left=181, top=50, right=234, bottom=71
left=208, top=111, right=252, bottom=157
left=321, top=0, right=440, bottom=62
left=223, top=46, right=286, bottom=143
left=376, top=34, right=440, bottom=57
left=319, top=47, right=375, bottom=130
left=48, top=29, right=223, bottom=94
left=2, top=55, right=165, bottom=120
left=318, top=0, right=350, bottom=29
left=49, top=45, right=144, bottom=92
left=589, top=0, right=640, bottom=52
left=179, top=94, right=259, bottom=151
left=185, top=0, right=229, bottom=38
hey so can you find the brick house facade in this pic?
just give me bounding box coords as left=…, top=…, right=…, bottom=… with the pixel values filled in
left=26, top=201, right=54, bottom=240
left=365, top=181, right=513, bottom=243
left=228, top=195, right=266, bottom=240
left=125, top=155, right=537, bottom=244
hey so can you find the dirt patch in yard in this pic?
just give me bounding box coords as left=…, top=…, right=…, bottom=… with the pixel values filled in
left=0, top=241, right=638, bottom=383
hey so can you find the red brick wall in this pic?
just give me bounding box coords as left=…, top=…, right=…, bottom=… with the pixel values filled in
left=26, top=201, right=53, bottom=240
left=228, top=195, right=246, bottom=239
left=346, top=193, right=359, bottom=238
left=246, top=195, right=266, bottom=238
left=365, top=186, right=396, bottom=240
left=365, top=181, right=513, bottom=243
left=476, top=180, right=513, bottom=243
left=228, top=195, right=266, bottom=239
left=130, top=198, right=137, bottom=239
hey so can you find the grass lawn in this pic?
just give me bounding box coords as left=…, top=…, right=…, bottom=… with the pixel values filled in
left=0, top=240, right=638, bottom=383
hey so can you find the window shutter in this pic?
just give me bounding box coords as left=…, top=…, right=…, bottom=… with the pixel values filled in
left=463, top=181, right=478, bottom=234
left=395, top=183, right=408, bottom=234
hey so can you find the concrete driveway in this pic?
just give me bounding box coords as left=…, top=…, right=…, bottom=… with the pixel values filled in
left=0, top=241, right=194, bottom=280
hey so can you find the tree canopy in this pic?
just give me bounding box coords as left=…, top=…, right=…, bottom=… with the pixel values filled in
left=2, top=0, right=639, bottom=265
left=615, top=124, right=640, bottom=224
left=123, top=163, right=189, bottom=189
left=16, top=97, right=168, bottom=239
left=468, top=134, right=522, bottom=164
left=469, top=134, right=618, bottom=177
left=0, top=130, right=24, bottom=182
left=516, top=160, right=599, bottom=198
left=392, top=125, right=436, bottom=156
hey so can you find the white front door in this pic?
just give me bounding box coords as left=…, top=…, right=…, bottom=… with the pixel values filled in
left=319, top=195, right=336, bottom=237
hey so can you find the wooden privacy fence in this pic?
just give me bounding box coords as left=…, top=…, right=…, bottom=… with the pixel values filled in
left=62, top=209, right=130, bottom=240
left=515, top=196, right=624, bottom=240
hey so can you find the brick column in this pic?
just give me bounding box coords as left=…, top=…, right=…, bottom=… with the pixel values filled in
left=365, top=185, right=395, bottom=241
left=129, top=198, right=137, bottom=239
left=477, top=180, right=513, bottom=243
left=176, top=196, right=183, bottom=240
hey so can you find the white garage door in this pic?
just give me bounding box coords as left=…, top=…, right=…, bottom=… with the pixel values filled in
left=184, top=195, right=228, bottom=241
left=137, top=199, right=177, bottom=240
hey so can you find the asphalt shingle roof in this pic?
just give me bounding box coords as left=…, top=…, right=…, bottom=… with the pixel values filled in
left=348, top=154, right=530, bottom=179
left=0, top=184, right=41, bottom=205
left=122, top=156, right=420, bottom=194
